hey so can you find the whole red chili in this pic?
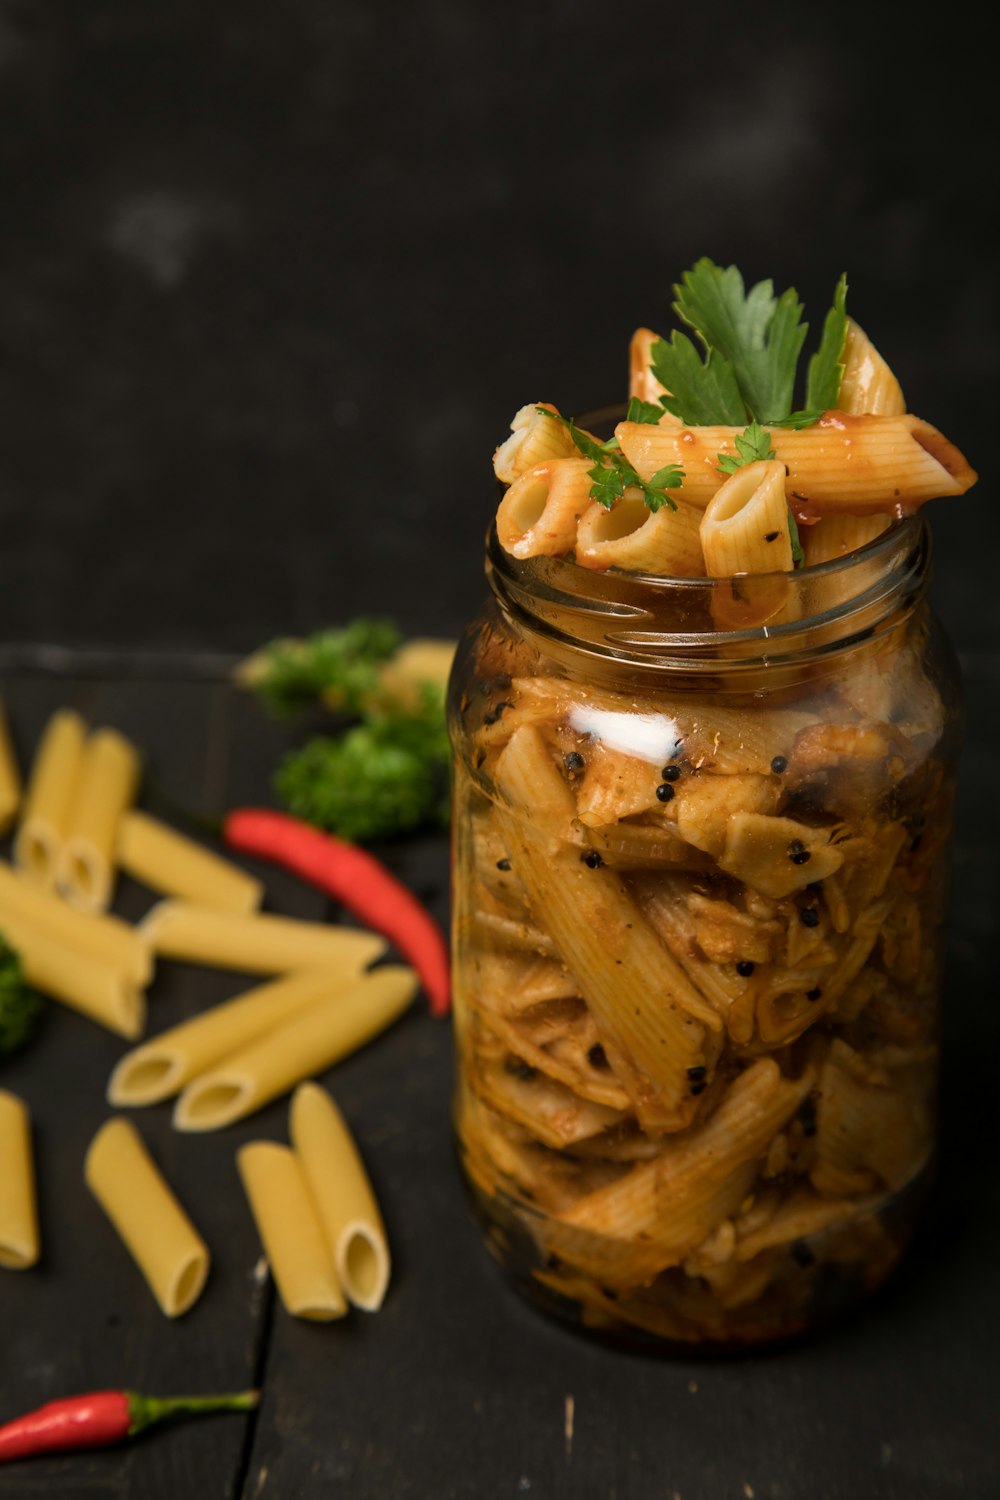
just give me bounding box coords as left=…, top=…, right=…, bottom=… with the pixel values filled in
left=0, top=1387, right=258, bottom=1462
left=223, top=808, right=451, bottom=1017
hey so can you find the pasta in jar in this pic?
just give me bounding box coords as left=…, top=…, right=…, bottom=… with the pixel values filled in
left=447, top=261, right=974, bottom=1350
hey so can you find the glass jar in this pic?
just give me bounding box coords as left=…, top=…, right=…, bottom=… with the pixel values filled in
left=447, top=512, right=960, bottom=1352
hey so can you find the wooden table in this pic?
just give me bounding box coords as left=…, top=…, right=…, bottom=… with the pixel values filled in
left=1, top=663, right=997, bottom=1499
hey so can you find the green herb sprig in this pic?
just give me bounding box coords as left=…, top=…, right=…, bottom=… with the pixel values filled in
left=536, top=407, right=682, bottom=513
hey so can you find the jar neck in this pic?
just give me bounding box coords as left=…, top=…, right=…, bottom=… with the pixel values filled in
left=485, top=516, right=931, bottom=691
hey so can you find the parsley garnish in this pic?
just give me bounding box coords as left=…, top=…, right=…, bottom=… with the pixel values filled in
left=648, top=259, right=848, bottom=428
left=716, top=421, right=776, bottom=475
left=787, top=509, right=805, bottom=568
left=535, top=407, right=682, bottom=513
left=625, top=396, right=669, bottom=425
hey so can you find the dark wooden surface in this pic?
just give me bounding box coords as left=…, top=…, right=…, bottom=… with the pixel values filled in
left=0, top=662, right=998, bottom=1499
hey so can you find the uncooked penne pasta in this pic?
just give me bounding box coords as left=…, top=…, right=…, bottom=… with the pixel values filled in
left=85, top=1118, right=209, bottom=1317
left=0, top=904, right=144, bottom=1039
left=617, top=412, right=976, bottom=513
left=117, top=811, right=262, bottom=915
left=291, top=1082, right=390, bottom=1312
left=237, top=1142, right=347, bottom=1321
left=0, top=861, right=152, bottom=987
left=140, top=901, right=385, bottom=975
left=108, top=968, right=362, bottom=1107
left=493, top=402, right=579, bottom=483
left=173, top=965, right=417, bottom=1132
left=60, top=728, right=141, bottom=913
left=0, top=1091, right=39, bottom=1271
left=495, top=457, right=594, bottom=558
left=0, top=701, right=20, bottom=836
left=14, top=709, right=87, bottom=888
left=576, top=493, right=705, bottom=576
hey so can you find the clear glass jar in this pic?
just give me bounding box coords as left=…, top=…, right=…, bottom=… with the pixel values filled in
left=447, top=512, right=960, bottom=1352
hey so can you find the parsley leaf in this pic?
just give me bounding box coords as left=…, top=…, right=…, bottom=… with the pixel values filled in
left=536, top=407, right=681, bottom=514
left=767, top=410, right=825, bottom=429
left=787, top=508, right=804, bottom=568
left=805, top=272, right=848, bottom=412
left=715, top=421, right=777, bottom=475
left=650, top=332, right=746, bottom=425
left=625, top=396, right=668, bottom=425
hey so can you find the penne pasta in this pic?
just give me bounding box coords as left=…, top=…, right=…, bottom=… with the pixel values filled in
left=0, top=904, right=144, bottom=1039
left=575, top=493, right=705, bottom=576
left=0, top=860, right=152, bottom=987
left=139, top=901, right=385, bottom=976
left=628, top=327, right=675, bottom=409
left=290, top=1082, right=391, bottom=1312
left=60, top=728, right=141, bottom=913
left=237, top=1142, right=347, bottom=1321
left=493, top=402, right=579, bottom=483
left=14, top=709, right=87, bottom=888
left=838, top=319, right=907, bottom=418
left=0, top=1090, right=39, bottom=1271
left=117, top=810, right=263, bottom=915
left=700, top=460, right=794, bottom=628
left=173, top=965, right=417, bottom=1132
left=616, top=412, right=977, bottom=514
left=0, top=701, right=21, bottom=836
left=107, top=968, right=362, bottom=1107
left=85, top=1117, right=209, bottom=1317
left=495, top=457, right=595, bottom=558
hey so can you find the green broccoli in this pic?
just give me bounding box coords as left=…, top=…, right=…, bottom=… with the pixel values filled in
left=275, top=685, right=450, bottom=843
left=0, top=934, right=43, bottom=1058
left=240, top=618, right=402, bottom=719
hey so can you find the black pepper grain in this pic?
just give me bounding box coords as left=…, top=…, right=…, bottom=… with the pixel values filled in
left=564, top=751, right=586, bottom=773
left=806, top=986, right=823, bottom=1001
left=800, top=907, right=820, bottom=928
left=655, top=782, right=675, bottom=803
left=689, top=1081, right=707, bottom=1096
left=660, top=764, right=681, bottom=782
left=496, top=858, right=511, bottom=872
left=770, top=755, right=788, bottom=774
left=686, top=1065, right=707, bottom=1082
left=736, top=960, right=755, bottom=977
left=482, top=700, right=514, bottom=726
left=582, top=850, right=604, bottom=869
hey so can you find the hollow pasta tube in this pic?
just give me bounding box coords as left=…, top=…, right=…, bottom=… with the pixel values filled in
left=0, top=904, right=144, bottom=1039
left=0, top=1091, right=39, bottom=1271
left=237, top=1142, right=347, bottom=1321
left=576, top=493, right=705, bottom=575
left=0, top=861, right=152, bottom=986
left=60, top=728, right=141, bottom=913
left=493, top=403, right=579, bottom=483
left=14, top=709, right=87, bottom=888
left=84, top=1118, right=210, bottom=1317
left=496, top=457, right=595, bottom=558
left=108, top=968, right=363, bottom=1107
left=173, top=965, right=417, bottom=1132
left=699, top=460, right=794, bottom=628
left=0, top=702, right=20, bottom=837
left=118, top=811, right=262, bottom=915
left=140, top=901, right=386, bottom=975
left=290, top=1082, right=390, bottom=1312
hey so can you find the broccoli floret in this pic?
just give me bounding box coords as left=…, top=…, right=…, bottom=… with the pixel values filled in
left=245, top=618, right=402, bottom=719
left=275, top=686, right=450, bottom=843
left=0, top=934, right=43, bottom=1058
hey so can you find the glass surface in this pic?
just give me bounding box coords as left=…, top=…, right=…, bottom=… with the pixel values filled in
left=448, top=515, right=961, bottom=1351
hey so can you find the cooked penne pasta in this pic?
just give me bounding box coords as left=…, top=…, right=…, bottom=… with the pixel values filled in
left=576, top=493, right=705, bottom=575
left=801, top=513, right=889, bottom=566
left=493, top=402, right=579, bottom=483
left=85, top=1118, right=209, bottom=1317
left=14, top=709, right=87, bottom=888
left=60, top=728, right=141, bottom=913
left=616, top=412, right=977, bottom=513
left=290, top=1082, right=391, bottom=1312
left=173, top=965, right=417, bottom=1132
left=139, top=901, right=385, bottom=975
left=838, top=319, right=906, bottom=418
left=0, top=904, right=144, bottom=1039
left=495, top=457, right=595, bottom=558
left=107, top=968, right=361, bottom=1107
left=628, top=328, right=674, bottom=409
left=0, top=861, right=152, bottom=987
left=700, top=460, right=795, bottom=628
left=117, top=810, right=263, bottom=915
left=0, top=701, right=20, bottom=836
left=237, top=1142, right=347, bottom=1321
left=0, top=1090, right=39, bottom=1271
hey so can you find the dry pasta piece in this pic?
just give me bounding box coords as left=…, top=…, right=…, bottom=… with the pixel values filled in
left=14, top=709, right=87, bottom=888
left=493, top=402, right=579, bottom=482
left=0, top=904, right=144, bottom=1039
left=290, top=1082, right=391, bottom=1312
left=616, top=412, right=977, bottom=513
left=0, top=1091, right=39, bottom=1271
left=84, top=1118, right=209, bottom=1317
left=118, top=810, right=263, bottom=914
left=495, top=457, right=594, bottom=558
left=493, top=726, right=719, bottom=1133
left=718, top=812, right=846, bottom=899
left=0, top=860, right=152, bottom=986
left=140, top=901, right=385, bottom=975
left=60, top=728, right=141, bottom=913
left=108, top=968, right=361, bottom=1107
left=575, top=493, right=705, bottom=576
left=173, top=965, right=417, bottom=1132
left=0, top=702, right=21, bottom=836
left=237, top=1141, right=347, bottom=1321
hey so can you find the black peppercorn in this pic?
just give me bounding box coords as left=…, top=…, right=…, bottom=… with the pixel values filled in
left=564, top=751, right=586, bottom=773
left=800, top=907, right=820, bottom=928
left=686, top=1065, right=707, bottom=1082
left=496, top=858, right=511, bottom=872
left=660, top=765, right=681, bottom=782
left=689, top=1080, right=707, bottom=1096
left=806, top=986, right=823, bottom=1001
left=655, top=782, right=675, bottom=803
left=736, top=960, right=755, bottom=977
left=770, top=755, right=788, bottom=774
left=582, top=850, right=604, bottom=869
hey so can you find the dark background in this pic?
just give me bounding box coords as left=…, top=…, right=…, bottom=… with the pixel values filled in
left=0, top=0, right=995, bottom=655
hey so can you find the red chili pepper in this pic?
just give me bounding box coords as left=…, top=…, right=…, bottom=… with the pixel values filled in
left=223, top=808, right=451, bottom=1017
left=0, top=1387, right=259, bottom=1462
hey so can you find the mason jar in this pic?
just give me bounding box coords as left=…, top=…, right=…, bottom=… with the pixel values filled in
left=447, top=511, right=960, bottom=1352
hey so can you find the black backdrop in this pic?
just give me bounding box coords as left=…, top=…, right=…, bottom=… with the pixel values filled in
left=0, top=0, right=995, bottom=653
